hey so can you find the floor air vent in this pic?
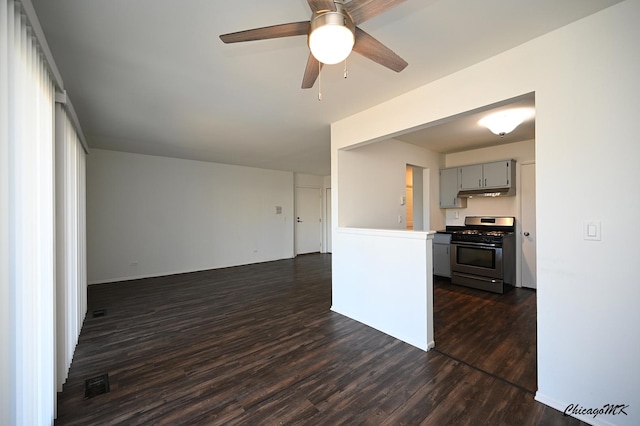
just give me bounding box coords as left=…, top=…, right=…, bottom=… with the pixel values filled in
left=84, top=374, right=110, bottom=399
left=92, top=308, right=106, bottom=318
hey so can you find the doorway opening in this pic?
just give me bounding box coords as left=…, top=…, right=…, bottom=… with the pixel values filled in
left=425, top=95, right=537, bottom=394
left=405, top=164, right=428, bottom=231
left=295, top=186, right=322, bottom=255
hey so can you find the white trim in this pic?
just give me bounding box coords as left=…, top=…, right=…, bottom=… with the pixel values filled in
left=88, top=258, right=296, bottom=286
left=54, top=90, right=88, bottom=154
left=337, top=226, right=435, bottom=240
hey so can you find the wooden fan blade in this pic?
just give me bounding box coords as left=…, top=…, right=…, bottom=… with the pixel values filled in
left=307, top=0, right=336, bottom=13
left=302, top=53, right=323, bottom=89
left=220, top=21, right=309, bottom=43
left=352, top=27, right=407, bottom=72
left=347, top=0, right=406, bottom=25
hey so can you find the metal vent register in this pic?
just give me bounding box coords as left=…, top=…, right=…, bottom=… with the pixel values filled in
left=84, top=374, right=110, bottom=399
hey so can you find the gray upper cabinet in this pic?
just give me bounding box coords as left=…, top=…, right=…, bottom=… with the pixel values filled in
left=483, top=160, right=512, bottom=188
left=439, top=167, right=467, bottom=209
left=459, top=164, right=483, bottom=190
left=459, top=160, right=514, bottom=190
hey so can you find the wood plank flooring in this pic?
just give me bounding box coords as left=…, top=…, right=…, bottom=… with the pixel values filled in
left=55, top=254, right=585, bottom=425
left=433, top=276, right=538, bottom=394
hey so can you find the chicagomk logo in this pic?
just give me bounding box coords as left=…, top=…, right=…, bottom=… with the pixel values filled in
left=564, top=403, right=629, bottom=419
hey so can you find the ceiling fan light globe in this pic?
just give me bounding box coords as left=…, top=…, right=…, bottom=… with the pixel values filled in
left=308, top=11, right=356, bottom=65
left=309, top=25, right=354, bottom=64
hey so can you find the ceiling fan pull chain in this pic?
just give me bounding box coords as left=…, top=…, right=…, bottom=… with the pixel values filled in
left=344, top=58, right=348, bottom=79
left=318, top=61, right=323, bottom=101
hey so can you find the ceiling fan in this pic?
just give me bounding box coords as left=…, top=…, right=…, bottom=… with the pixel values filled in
left=220, top=0, right=408, bottom=89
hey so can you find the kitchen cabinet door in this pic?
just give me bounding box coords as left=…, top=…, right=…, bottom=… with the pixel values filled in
left=439, top=168, right=466, bottom=208
left=483, top=160, right=511, bottom=188
left=433, top=243, right=451, bottom=277
left=459, top=164, right=483, bottom=190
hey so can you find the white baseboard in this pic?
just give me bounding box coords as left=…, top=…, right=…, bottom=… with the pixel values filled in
left=88, top=270, right=191, bottom=285
left=88, top=256, right=296, bottom=285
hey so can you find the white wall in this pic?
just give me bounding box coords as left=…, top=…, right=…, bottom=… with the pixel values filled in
left=333, top=228, right=434, bottom=351
left=332, top=138, right=441, bottom=353
left=294, top=173, right=325, bottom=188
left=87, top=149, right=295, bottom=284
left=331, top=1, right=640, bottom=424
left=337, top=138, right=444, bottom=231
left=444, top=139, right=535, bottom=226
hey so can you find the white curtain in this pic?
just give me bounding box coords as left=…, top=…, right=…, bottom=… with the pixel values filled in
left=0, top=0, right=87, bottom=424
left=55, top=103, right=87, bottom=393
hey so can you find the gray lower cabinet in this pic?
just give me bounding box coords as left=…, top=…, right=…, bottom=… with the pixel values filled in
left=433, top=233, right=451, bottom=278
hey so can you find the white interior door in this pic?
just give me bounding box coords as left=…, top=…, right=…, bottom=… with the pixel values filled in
left=295, top=186, right=322, bottom=255
left=521, top=163, right=537, bottom=289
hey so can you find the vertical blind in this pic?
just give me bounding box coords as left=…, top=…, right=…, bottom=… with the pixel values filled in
left=1, top=0, right=56, bottom=424
left=1, top=0, right=87, bottom=424
left=55, top=103, right=87, bottom=394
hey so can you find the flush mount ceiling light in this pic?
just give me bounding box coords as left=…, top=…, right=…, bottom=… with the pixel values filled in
left=308, top=4, right=355, bottom=65
left=479, top=108, right=535, bottom=137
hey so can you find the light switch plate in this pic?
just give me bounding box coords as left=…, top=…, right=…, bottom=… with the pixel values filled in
left=583, top=220, right=601, bottom=241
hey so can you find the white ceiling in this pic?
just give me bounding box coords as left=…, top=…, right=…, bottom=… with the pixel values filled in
left=31, top=0, right=622, bottom=176
left=395, top=92, right=536, bottom=153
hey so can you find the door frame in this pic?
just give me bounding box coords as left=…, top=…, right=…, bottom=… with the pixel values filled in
left=520, top=161, right=537, bottom=289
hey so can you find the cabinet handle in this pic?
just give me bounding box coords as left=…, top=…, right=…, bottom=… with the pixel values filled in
left=484, top=178, right=487, bottom=186
left=478, top=179, right=481, bottom=186
left=446, top=247, right=449, bottom=255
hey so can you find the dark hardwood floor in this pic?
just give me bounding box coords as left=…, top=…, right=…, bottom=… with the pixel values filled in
left=433, top=276, right=538, bottom=395
left=56, top=254, right=585, bottom=425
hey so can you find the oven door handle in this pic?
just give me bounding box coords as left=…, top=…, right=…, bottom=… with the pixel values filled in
left=452, top=241, right=500, bottom=248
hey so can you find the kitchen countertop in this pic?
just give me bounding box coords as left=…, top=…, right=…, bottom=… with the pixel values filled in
left=437, top=226, right=466, bottom=234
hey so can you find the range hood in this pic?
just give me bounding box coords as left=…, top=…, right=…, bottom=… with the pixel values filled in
left=457, top=187, right=515, bottom=198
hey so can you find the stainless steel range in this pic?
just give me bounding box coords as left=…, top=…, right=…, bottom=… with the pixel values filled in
left=449, top=216, right=516, bottom=294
